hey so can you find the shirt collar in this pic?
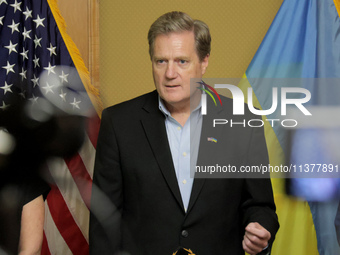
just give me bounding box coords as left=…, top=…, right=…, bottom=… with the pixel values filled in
left=158, top=95, right=202, bottom=118
left=158, top=96, right=171, bottom=117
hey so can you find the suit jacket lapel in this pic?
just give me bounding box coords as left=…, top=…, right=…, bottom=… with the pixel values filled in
left=140, top=91, right=185, bottom=211
left=187, top=99, right=227, bottom=214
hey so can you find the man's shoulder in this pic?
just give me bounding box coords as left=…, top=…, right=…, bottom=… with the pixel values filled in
left=208, top=93, right=261, bottom=119
left=219, top=94, right=233, bottom=105
left=103, top=90, right=158, bottom=116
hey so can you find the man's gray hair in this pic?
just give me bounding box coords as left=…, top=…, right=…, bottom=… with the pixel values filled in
left=148, top=11, right=211, bottom=62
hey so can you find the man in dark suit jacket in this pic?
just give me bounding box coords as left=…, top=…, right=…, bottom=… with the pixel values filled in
left=89, top=11, right=279, bottom=255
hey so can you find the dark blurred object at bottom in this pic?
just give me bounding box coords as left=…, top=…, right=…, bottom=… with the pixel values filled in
left=173, top=247, right=196, bottom=255
left=336, top=202, right=340, bottom=246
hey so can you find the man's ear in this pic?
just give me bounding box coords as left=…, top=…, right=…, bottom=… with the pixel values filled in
left=201, top=54, right=209, bottom=75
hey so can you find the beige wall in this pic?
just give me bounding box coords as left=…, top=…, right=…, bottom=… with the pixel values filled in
left=99, top=0, right=283, bottom=108
left=57, top=1, right=283, bottom=109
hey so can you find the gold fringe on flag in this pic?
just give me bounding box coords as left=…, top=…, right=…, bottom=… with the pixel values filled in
left=47, top=0, right=103, bottom=115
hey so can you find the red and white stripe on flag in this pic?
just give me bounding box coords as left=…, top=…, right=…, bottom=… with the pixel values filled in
left=43, top=116, right=100, bottom=255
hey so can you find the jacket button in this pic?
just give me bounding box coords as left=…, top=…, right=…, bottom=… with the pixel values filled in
left=181, top=230, right=189, bottom=238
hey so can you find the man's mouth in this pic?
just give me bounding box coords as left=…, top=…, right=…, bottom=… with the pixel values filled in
left=165, top=85, right=180, bottom=88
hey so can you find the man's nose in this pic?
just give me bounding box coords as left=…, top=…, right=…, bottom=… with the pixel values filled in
left=165, top=62, right=177, bottom=79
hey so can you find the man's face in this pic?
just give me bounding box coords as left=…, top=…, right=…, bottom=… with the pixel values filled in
left=152, top=31, right=209, bottom=111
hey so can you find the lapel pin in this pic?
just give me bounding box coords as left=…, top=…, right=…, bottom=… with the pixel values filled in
left=207, top=137, right=217, bottom=143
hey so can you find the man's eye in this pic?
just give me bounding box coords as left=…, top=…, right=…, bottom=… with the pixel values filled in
left=179, top=60, right=187, bottom=64
left=157, top=60, right=165, bottom=64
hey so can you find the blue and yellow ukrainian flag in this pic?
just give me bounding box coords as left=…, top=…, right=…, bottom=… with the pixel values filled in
left=239, top=0, right=340, bottom=254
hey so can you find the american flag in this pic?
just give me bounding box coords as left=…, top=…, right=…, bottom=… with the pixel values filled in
left=0, top=0, right=100, bottom=254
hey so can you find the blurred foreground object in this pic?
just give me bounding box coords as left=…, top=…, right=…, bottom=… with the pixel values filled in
left=0, top=78, right=88, bottom=254
left=0, top=0, right=101, bottom=253
left=286, top=107, right=340, bottom=201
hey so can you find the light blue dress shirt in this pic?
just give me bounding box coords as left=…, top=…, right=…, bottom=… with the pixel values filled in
left=158, top=97, right=202, bottom=212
